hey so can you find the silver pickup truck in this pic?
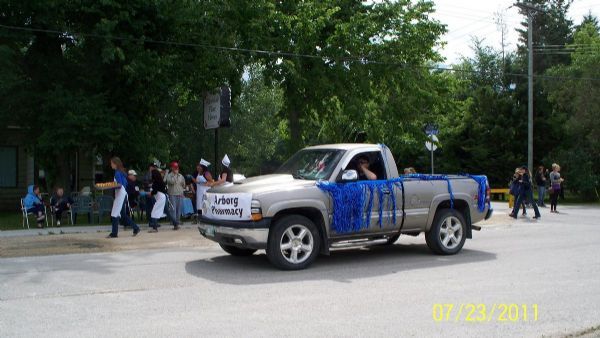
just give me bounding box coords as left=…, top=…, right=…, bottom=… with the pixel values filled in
left=198, top=144, right=492, bottom=270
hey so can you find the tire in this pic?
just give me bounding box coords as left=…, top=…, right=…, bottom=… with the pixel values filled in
left=266, top=215, right=321, bottom=270
left=219, top=244, right=257, bottom=256
left=425, top=209, right=467, bottom=255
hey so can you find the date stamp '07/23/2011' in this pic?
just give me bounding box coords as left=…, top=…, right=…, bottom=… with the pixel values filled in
left=432, top=304, right=539, bottom=323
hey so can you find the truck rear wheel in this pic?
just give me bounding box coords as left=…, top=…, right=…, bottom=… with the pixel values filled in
left=266, top=215, right=321, bottom=270
left=425, top=209, right=466, bottom=255
left=219, top=244, right=257, bottom=256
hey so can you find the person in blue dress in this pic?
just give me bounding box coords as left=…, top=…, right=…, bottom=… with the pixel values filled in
left=107, top=157, right=140, bottom=238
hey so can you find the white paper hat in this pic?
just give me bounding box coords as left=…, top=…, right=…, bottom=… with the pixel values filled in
left=222, top=154, right=231, bottom=167
left=127, top=170, right=138, bottom=176
left=199, top=158, right=211, bottom=167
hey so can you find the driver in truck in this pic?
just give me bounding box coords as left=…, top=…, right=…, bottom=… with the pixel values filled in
left=356, top=155, right=377, bottom=181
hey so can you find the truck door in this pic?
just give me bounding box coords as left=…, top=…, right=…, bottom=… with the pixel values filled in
left=331, top=150, right=398, bottom=237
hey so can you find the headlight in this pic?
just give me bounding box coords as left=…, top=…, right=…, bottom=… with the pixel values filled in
left=251, top=200, right=262, bottom=221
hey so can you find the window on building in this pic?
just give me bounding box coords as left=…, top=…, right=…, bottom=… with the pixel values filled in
left=0, top=147, right=18, bottom=187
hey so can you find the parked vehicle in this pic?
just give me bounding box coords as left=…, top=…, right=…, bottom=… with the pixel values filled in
left=198, top=144, right=492, bottom=270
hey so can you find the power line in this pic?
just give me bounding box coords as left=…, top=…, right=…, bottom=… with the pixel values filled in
left=534, top=43, right=598, bottom=47
left=1, top=23, right=600, bottom=82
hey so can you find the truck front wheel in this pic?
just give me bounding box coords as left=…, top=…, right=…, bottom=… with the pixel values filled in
left=266, top=215, right=321, bottom=270
left=425, top=209, right=466, bottom=255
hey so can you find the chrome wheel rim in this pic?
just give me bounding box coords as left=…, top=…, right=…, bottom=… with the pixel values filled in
left=280, top=224, right=313, bottom=264
left=439, top=216, right=463, bottom=250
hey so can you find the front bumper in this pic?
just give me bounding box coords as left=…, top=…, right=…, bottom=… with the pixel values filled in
left=197, top=216, right=271, bottom=250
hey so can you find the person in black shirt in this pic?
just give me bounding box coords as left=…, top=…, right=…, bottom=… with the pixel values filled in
left=213, top=154, right=234, bottom=187
left=534, top=166, right=547, bottom=207
left=143, top=162, right=158, bottom=221
left=149, top=169, right=167, bottom=232
left=121, top=170, right=140, bottom=226
left=510, top=167, right=540, bottom=219
left=356, top=155, right=377, bottom=181
left=50, top=187, right=73, bottom=226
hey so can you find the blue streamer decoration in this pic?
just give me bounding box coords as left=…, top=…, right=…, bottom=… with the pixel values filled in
left=317, top=172, right=490, bottom=234
left=317, top=179, right=396, bottom=233
left=318, top=175, right=451, bottom=234
left=461, top=174, right=490, bottom=212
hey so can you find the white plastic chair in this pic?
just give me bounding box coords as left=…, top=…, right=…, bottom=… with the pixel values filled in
left=20, top=199, right=49, bottom=229
left=49, top=205, right=74, bottom=226
left=20, top=198, right=32, bottom=229
left=21, top=198, right=48, bottom=229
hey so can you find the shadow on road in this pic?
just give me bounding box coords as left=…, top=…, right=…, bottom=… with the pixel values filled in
left=184, top=243, right=496, bottom=285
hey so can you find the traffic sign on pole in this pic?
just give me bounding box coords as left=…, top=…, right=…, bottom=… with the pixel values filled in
left=425, top=134, right=439, bottom=174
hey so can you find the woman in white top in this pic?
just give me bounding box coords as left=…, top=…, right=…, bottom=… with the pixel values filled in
left=193, top=159, right=213, bottom=214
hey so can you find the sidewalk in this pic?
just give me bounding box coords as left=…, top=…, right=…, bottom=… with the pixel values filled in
left=0, top=224, right=209, bottom=258
left=0, top=225, right=111, bottom=238
left=0, top=222, right=198, bottom=238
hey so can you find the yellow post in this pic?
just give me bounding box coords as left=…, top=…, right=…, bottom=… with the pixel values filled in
left=509, top=194, right=514, bottom=208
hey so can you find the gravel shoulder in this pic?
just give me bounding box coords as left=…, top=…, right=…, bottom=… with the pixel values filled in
left=0, top=226, right=210, bottom=258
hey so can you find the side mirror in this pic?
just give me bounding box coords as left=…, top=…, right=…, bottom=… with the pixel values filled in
left=341, top=169, right=358, bottom=182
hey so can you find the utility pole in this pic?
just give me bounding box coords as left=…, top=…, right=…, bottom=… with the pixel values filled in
left=515, top=2, right=543, bottom=172
left=527, top=12, right=533, bottom=172
left=494, top=10, right=508, bottom=69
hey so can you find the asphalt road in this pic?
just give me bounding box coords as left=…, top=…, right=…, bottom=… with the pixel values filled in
left=1, top=203, right=599, bottom=337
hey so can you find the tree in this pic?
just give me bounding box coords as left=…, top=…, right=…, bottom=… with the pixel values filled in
left=513, top=0, right=574, bottom=168
left=219, top=65, right=286, bottom=176
left=545, top=22, right=600, bottom=197
left=438, top=41, right=525, bottom=185
left=258, top=0, right=446, bottom=156
left=0, top=0, right=265, bottom=188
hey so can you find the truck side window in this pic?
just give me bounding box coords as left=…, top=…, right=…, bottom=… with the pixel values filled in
left=343, top=151, right=387, bottom=181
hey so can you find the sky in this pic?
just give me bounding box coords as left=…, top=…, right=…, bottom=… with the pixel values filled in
left=431, top=0, right=600, bottom=64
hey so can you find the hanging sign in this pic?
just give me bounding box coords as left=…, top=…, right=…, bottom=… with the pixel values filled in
left=204, top=86, right=231, bottom=130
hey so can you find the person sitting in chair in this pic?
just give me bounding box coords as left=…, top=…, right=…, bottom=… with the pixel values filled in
left=51, top=187, right=73, bottom=226
left=24, top=185, right=46, bottom=228
left=355, top=155, right=377, bottom=181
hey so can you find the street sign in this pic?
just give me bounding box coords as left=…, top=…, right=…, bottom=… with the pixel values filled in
left=425, top=134, right=438, bottom=151
left=425, top=123, right=439, bottom=136
left=203, top=86, right=232, bottom=169
left=426, top=134, right=439, bottom=175
left=203, top=86, right=231, bottom=130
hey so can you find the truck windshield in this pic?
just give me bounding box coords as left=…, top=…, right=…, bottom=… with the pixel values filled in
left=276, top=149, right=345, bottom=180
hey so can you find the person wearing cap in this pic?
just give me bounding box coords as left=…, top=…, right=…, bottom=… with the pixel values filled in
left=165, top=161, right=186, bottom=230
left=510, top=166, right=541, bottom=220
left=120, top=169, right=140, bottom=226
left=212, top=154, right=234, bottom=187
left=192, top=158, right=213, bottom=214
